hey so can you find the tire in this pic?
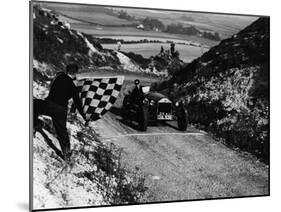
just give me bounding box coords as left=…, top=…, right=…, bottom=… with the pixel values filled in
left=177, top=107, right=188, bottom=131
left=138, top=106, right=148, bottom=131
left=123, top=95, right=129, bottom=109
left=122, top=95, right=130, bottom=120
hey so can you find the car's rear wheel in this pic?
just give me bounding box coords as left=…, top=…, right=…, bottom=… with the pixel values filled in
left=177, top=107, right=188, bottom=131
left=138, top=106, right=148, bottom=131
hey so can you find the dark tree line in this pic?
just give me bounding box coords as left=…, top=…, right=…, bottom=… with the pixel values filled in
left=141, top=17, right=221, bottom=41
left=116, top=10, right=221, bottom=41
left=201, top=31, right=221, bottom=41
left=142, top=17, right=165, bottom=31
left=165, top=23, right=200, bottom=35
left=118, top=10, right=136, bottom=21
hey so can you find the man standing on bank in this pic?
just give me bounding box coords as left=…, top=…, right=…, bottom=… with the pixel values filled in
left=33, top=64, right=86, bottom=160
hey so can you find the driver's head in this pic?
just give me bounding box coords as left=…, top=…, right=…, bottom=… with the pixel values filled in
left=66, top=63, right=79, bottom=75
left=134, top=79, right=140, bottom=85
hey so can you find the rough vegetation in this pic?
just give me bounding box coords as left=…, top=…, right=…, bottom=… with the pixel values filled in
left=156, top=17, right=269, bottom=162
left=33, top=111, right=147, bottom=208
left=33, top=5, right=121, bottom=71
left=32, top=5, right=149, bottom=209
left=33, top=58, right=148, bottom=209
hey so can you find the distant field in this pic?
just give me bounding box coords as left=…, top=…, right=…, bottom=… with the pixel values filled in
left=122, top=8, right=258, bottom=38
left=42, top=2, right=257, bottom=51
left=43, top=3, right=136, bottom=26
left=102, top=43, right=207, bottom=63
left=99, top=35, right=200, bottom=44
left=57, top=14, right=84, bottom=24
left=43, top=2, right=257, bottom=39
left=56, top=11, right=134, bottom=26
left=71, top=24, right=219, bottom=47
left=193, top=13, right=258, bottom=38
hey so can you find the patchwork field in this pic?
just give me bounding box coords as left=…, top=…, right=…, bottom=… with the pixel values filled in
left=118, top=8, right=258, bottom=38
left=102, top=43, right=207, bottom=63
left=58, top=11, right=135, bottom=26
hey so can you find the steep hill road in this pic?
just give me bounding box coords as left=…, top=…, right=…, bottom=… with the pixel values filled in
left=88, top=72, right=269, bottom=202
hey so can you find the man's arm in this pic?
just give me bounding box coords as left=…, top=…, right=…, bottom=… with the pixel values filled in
left=70, top=79, right=86, bottom=120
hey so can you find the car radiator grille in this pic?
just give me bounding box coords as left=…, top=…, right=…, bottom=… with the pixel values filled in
left=158, top=102, right=172, bottom=113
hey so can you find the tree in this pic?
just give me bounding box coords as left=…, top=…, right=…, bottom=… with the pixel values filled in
left=165, top=24, right=199, bottom=36
left=214, top=32, right=221, bottom=41
left=142, top=17, right=165, bottom=31
left=118, top=10, right=135, bottom=21
left=202, top=31, right=221, bottom=41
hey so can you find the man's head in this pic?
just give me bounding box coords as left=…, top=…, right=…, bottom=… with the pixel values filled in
left=66, top=64, right=79, bottom=75
left=173, top=83, right=178, bottom=88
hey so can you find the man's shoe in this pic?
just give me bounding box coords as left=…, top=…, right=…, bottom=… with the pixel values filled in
left=33, top=120, right=43, bottom=134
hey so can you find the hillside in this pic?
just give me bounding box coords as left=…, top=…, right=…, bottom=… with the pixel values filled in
left=32, top=5, right=149, bottom=209
left=32, top=107, right=147, bottom=209
left=33, top=5, right=176, bottom=78
left=158, top=17, right=269, bottom=162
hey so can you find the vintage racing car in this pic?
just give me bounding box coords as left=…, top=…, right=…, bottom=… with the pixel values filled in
left=123, top=85, right=188, bottom=131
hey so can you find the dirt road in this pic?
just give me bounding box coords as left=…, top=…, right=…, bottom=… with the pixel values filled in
left=89, top=72, right=269, bottom=202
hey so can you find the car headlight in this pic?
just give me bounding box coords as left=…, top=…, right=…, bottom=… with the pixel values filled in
left=143, top=98, right=149, bottom=104
left=150, top=100, right=155, bottom=106
left=175, top=100, right=184, bottom=107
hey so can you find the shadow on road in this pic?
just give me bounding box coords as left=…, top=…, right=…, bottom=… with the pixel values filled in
left=110, top=106, right=177, bottom=132
left=109, top=106, right=124, bottom=117
left=110, top=106, right=140, bottom=131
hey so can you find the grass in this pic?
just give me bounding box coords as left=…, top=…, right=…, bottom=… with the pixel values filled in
left=73, top=122, right=148, bottom=204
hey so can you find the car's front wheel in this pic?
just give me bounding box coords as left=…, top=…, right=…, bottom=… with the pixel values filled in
left=177, top=107, right=188, bottom=131
left=138, top=106, right=148, bottom=131
left=122, top=95, right=131, bottom=119
left=123, top=95, right=130, bottom=109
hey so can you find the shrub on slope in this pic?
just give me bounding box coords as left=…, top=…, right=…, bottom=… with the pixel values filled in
left=33, top=5, right=120, bottom=71
left=32, top=75, right=147, bottom=208
left=159, top=17, right=269, bottom=162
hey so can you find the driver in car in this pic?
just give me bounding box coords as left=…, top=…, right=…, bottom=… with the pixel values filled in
left=131, top=79, right=144, bottom=103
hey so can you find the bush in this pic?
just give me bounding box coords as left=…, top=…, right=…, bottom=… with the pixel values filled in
left=75, top=127, right=148, bottom=204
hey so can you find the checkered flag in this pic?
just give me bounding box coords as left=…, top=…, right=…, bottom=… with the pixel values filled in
left=73, top=76, right=124, bottom=122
